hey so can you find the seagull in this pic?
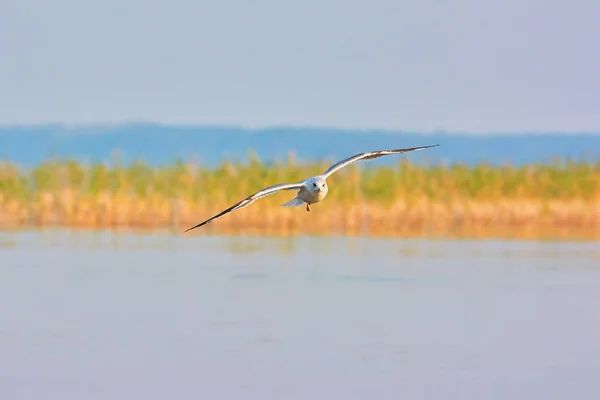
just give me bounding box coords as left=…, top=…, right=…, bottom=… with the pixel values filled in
left=184, top=144, right=439, bottom=232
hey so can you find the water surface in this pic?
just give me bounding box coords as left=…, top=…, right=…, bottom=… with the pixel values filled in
left=1, top=231, right=599, bottom=399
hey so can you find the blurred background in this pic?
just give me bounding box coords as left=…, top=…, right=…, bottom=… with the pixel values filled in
left=0, top=125, right=599, bottom=239
left=1, top=1, right=600, bottom=399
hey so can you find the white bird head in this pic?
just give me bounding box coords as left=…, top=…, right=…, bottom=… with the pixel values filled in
left=308, top=176, right=327, bottom=193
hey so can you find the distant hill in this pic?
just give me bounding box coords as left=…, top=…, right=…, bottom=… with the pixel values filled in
left=1, top=123, right=598, bottom=167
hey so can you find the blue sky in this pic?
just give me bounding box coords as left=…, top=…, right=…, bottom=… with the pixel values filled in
left=1, top=0, right=599, bottom=132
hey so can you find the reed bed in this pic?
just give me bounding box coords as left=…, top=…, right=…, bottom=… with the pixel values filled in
left=1, top=154, right=598, bottom=239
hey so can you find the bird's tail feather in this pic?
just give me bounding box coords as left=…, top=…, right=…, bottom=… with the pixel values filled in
left=281, top=197, right=306, bottom=207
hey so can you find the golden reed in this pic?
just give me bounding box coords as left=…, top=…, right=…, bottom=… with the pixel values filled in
left=0, top=157, right=598, bottom=240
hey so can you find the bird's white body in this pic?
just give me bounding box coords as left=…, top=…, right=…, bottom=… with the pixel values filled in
left=184, top=145, right=439, bottom=232
left=283, top=175, right=329, bottom=208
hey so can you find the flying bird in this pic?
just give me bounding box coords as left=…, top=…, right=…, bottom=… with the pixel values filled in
left=184, top=144, right=439, bottom=232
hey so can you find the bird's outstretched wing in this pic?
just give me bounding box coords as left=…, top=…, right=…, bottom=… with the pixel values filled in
left=184, top=182, right=304, bottom=232
left=321, top=144, right=439, bottom=178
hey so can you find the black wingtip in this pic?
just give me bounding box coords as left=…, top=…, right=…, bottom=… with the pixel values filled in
left=183, top=223, right=204, bottom=233
left=404, top=144, right=440, bottom=152
left=419, top=144, right=440, bottom=150
left=184, top=217, right=216, bottom=233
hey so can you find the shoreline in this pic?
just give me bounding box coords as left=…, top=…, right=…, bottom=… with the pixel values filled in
left=1, top=159, right=598, bottom=240
left=1, top=197, right=597, bottom=241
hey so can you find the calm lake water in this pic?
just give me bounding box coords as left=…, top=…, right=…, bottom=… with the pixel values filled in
left=1, top=231, right=599, bottom=400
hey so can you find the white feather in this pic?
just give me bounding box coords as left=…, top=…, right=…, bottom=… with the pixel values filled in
left=281, top=197, right=307, bottom=207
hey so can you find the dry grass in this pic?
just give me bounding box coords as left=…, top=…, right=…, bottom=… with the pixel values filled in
left=0, top=155, right=598, bottom=239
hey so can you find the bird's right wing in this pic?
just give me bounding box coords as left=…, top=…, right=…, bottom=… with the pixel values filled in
left=184, top=182, right=304, bottom=232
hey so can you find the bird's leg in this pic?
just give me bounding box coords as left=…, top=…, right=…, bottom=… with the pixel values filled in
left=306, top=204, right=311, bottom=212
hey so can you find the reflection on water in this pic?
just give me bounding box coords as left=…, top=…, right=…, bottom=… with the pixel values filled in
left=1, top=230, right=599, bottom=400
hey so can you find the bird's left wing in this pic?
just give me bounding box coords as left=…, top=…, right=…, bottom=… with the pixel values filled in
left=184, top=182, right=304, bottom=232
left=321, top=144, right=439, bottom=178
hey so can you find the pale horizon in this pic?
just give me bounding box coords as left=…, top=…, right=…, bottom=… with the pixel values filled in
left=1, top=120, right=599, bottom=136
left=2, top=0, right=599, bottom=133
